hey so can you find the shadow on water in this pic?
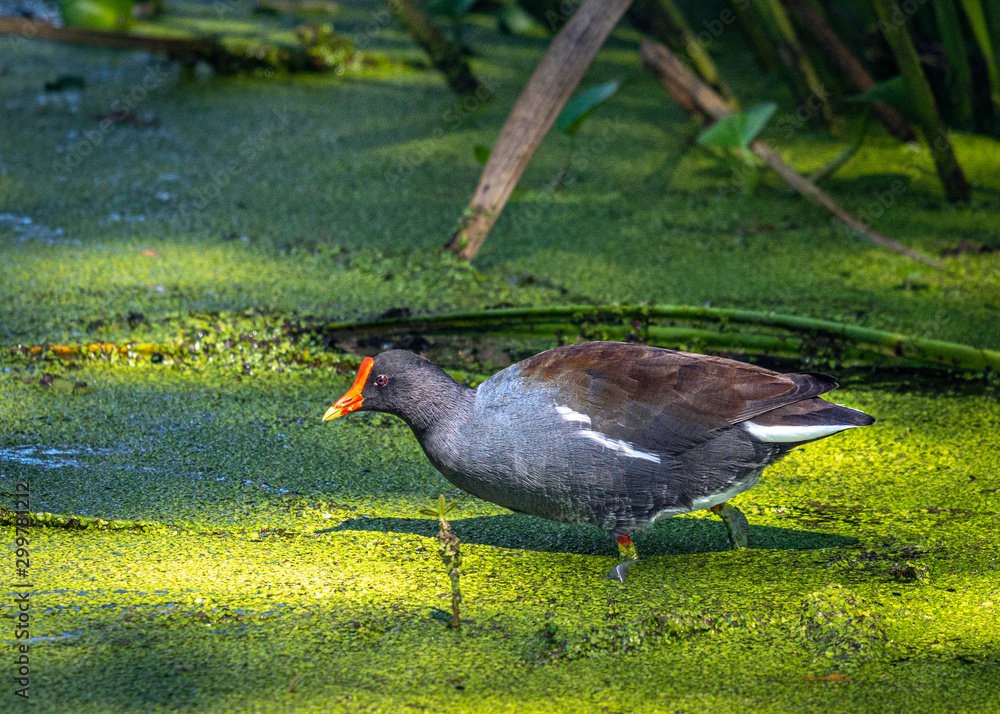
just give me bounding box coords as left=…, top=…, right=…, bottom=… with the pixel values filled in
left=325, top=514, right=856, bottom=557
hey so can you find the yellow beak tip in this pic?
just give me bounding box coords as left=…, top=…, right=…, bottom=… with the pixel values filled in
left=322, top=407, right=340, bottom=422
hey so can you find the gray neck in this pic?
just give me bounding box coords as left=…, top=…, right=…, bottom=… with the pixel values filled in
left=390, top=370, right=476, bottom=438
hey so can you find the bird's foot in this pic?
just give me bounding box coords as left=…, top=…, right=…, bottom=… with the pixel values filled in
left=710, top=502, right=750, bottom=550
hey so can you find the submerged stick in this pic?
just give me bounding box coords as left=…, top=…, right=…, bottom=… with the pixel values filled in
left=0, top=15, right=215, bottom=56
left=9, top=304, right=999, bottom=372
left=639, top=40, right=943, bottom=269
left=445, top=0, right=635, bottom=261
left=318, top=304, right=1000, bottom=372
left=629, top=0, right=737, bottom=105
left=0, top=15, right=350, bottom=73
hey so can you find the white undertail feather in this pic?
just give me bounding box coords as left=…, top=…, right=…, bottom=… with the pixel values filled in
left=741, top=421, right=858, bottom=443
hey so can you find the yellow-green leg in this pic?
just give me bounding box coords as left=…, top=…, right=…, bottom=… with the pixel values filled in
left=710, top=502, right=750, bottom=550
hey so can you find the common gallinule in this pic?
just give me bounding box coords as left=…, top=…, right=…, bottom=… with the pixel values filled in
left=323, top=342, right=874, bottom=577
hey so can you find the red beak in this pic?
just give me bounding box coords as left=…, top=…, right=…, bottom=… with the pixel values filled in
left=323, top=357, right=374, bottom=421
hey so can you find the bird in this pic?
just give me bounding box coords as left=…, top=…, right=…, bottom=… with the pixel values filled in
left=323, top=342, right=874, bottom=578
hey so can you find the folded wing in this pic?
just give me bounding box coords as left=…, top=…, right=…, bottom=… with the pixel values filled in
left=517, top=342, right=862, bottom=454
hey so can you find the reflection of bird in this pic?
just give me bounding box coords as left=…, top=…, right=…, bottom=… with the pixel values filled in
left=324, top=342, right=874, bottom=579
left=59, top=0, right=134, bottom=31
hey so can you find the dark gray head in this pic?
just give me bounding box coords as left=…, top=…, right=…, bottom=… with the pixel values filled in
left=322, top=350, right=472, bottom=433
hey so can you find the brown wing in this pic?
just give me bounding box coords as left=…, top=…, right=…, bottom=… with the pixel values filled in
left=517, top=341, right=838, bottom=453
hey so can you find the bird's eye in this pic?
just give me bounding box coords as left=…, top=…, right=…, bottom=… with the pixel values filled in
left=374, top=375, right=388, bottom=387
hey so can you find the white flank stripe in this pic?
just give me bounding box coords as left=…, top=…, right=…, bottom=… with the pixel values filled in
left=742, top=421, right=858, bottom=443
left=555, top=405, right=592, bottom=426
left=576, top=429, right=661, bottom=463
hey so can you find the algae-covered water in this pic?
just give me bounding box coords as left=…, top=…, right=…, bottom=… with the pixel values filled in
left=2, top=0, right=1000, bottom=711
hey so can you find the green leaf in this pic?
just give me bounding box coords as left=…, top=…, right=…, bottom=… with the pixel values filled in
left=555, top=80, right=621, bottom=138
left=473, top=144, right=491, bottom=165
left=960, top=0, right=995, bottom=56
left=498, top=2, right=540, bottom=35
left=958, top=0, right=999, bottom=104
left=59, top=0, right=134, bottom=30
left=845, top=77, right=918, bottom=122
left=960, top=0, right=997, bottom=62
left=696, top=102, right=777, bottom=150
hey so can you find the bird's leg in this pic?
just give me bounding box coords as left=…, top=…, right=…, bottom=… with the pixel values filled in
left=710, top=502, right=750, bottom=550
left=605, top=534, right=639, bottom=582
